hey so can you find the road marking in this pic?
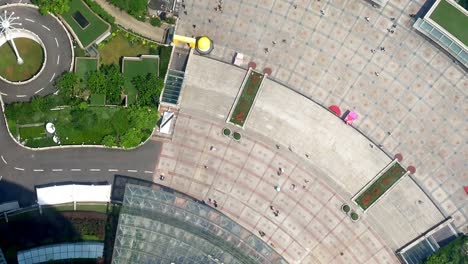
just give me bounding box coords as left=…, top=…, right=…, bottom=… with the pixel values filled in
left=16, top=95, right=26, bottom=98
left=14, top=167, right=24, bottom=171
left=34, top=88, right=44, bottom=94
left=55, top=37, right=59, bottom=47
left=25, top=18, right=34, bottom=23
left=90, top=169, right=101, bottom=172
left=52, top=169, right=63, bottom=172
left=70, top=169, right=81, bottom=171
left=33, top=169, right=44, bottom=172
left=0, top=92, right=7, bottom=96
left=57, top=55, right=60, bottom=65
left=42, top=25, right=50, bottom=31
left=108, top=169, right=118, bottom=172
left=50, top=73, right=55, bottom=82
left=144, top=171, right=153, bottom=174
left=127, top=170, right=138, bottom=173
left=1, top=155, right=7, bottom=164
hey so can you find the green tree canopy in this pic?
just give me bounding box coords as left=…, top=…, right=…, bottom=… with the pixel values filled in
left=86, top=64, right=124, bottom=104
left=425, top=235, right=468, bottom=264
left=32, top=0, right=70, bottom=15
left=109, top=0, right=147, bottom=18
left=120, top=128, right=142, bottom=148
left=55, top=72, right=79, bottom=98
left=131, top=73, right=163, bottom=107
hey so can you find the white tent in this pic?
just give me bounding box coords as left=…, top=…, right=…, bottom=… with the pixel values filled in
left=36, top=184, right=111, bottom=205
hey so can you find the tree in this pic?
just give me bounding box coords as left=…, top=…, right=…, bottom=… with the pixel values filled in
left=120, top=128, right=142, bottom=148
left=150, top=16, right=161, bottom=27
left=425, top=235, right=467, bottom=264
left=101, top=64, right=124, bottom=103
left=32, top=0, right=70, bottom=15
left=86, top=70, right=107, bottom=94
left=109, top=0, right=147, bottom=18
left=55, top=72, right=79, bottom=98
left=111, top=109, right=129, bottom=137
left=86, top=64, right=124, bottom=103
left=131, top=73, right=163, bottom=106
left=128, top=106, right=157, bottom=130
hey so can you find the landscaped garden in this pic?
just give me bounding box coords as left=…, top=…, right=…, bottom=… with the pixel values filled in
left=0, top=205, right=108, bottom=263
left=355, top=162, right=407, bottom=210
left=430, top=0, right=468, bottom=46
left=75, top=57, right=98, bottom=80
left=61, top=0, right=111, bottom=48
left=122, top=56, right=160, bottom=105
left=229, top=71, right=264, bottom=126
left=424, top=234, right=468, bottom=263
left=0, top=38, right=44, bottom=82
left=5, top=95, right=158, bottom=148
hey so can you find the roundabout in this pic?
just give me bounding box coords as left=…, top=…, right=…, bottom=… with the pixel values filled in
left=0, top=37, right=44, bottom=82
left=0, top=4, right=73, bottom=101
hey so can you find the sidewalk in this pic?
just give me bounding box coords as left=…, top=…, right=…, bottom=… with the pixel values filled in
left=94, top=0, right=167, bottom=43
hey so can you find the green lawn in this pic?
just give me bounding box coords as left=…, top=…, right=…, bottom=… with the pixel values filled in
left=90, top=94, right=106, bottom=105
left=229, top=71, right=264, bottom=126
left=0, top=38, right=44, bottom=82
left=355, top=163, right=407, bottom=210
left=98, top=32, right=152, bottom=65
left=430, top=0, right=468, bottom=46
left=75, top=57, right=98, bottom=81
left=123, top=57, right=159, bottom=105
left=19, top=125, right=46, bottom=140
left=61, top=0, right=110, bottom=48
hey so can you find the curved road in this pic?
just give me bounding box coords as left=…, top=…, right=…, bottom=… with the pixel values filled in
left=0, top=5, right=72, bottom=102
left=0, top=107, right=162, bottom=206
left=0, top=4, right=162, bottom=206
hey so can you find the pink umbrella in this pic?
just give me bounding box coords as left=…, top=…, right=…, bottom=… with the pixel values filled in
left=328, top=105, right=342, bottom=116
left=344, top=111, right=358, bottom=125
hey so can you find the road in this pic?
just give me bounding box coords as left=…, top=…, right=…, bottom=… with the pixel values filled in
left=0, top=104, right=162, bottom=206
left=0, top=5, right=73, bottom=102
left=0, top=5, right=162, bottom=207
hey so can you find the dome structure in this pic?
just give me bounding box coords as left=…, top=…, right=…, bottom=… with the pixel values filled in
left=195, top=36, right=213, bottom=55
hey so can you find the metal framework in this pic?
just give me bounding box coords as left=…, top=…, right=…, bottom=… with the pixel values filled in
left=112, top=184, right=287, bottom=264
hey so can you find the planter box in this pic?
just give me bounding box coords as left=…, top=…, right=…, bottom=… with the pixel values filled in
left=354, top=161, right=407, bottom=211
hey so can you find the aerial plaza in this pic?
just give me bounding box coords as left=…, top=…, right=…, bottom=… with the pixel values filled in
left=0, top=0, right=466, bottom=263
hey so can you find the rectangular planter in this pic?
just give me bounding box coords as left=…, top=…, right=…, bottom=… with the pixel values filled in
left=228, top=70, right=264, bottom=127
left=354, top=161, right=407, bottom=210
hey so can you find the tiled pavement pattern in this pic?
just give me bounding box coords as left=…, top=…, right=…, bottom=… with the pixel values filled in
left=154, top=112, right=399, bottom=263
left=154, top=55, right=446, bottom=263
left=176, top=0, right=467, bottom=235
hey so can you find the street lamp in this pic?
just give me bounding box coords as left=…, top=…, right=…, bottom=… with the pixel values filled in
left=0, top=10, right=23, bottom=64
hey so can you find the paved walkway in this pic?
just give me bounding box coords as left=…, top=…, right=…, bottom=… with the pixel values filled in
left=176, top=0, right=468, bottom=234
left=94, top=0, right=166, bottom=43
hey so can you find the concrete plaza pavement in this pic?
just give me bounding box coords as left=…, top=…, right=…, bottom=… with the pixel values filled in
left=176, top=0, right=467, bottom=234
left=155, top=54, right=447, bottom=263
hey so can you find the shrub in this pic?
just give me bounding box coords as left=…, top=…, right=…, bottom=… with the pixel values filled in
left=150, top=16, right=162, bottom=27
left=32, top=0, right=70, bottom=15
left=102, top=135, right=116, bottom=147
left=350, top=212, right=359, bottom=221
left=341, top=204, right=350, bottom=213
left=233, top=132, right=241, bottom=141
left=164, top=16, right=177, bottom=24
left=223, top=128, right=231, bottom=136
